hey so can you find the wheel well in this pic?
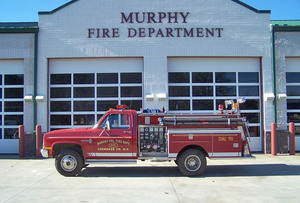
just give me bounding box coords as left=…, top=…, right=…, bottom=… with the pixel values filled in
left=52, top=143, right=83, bottom=158
left=177, top=145, right=209, bottom=160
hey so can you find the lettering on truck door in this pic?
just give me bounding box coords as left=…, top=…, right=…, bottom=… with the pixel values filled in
left=90, top=113, right=135, bottom=158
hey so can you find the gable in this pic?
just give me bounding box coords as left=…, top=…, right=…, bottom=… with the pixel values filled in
left=38, top=0, right=270, bottom=16
left=37, top=0, right=271, bottom=58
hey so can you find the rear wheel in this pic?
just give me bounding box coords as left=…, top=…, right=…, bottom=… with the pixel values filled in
left=55, top=149, right=83, bottom=176
left=177, top=149, right=206, bottom=176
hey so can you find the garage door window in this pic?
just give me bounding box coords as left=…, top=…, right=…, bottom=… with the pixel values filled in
left=168, top=71, right=260, bottom=136
left=50, top=72, right=142, bottom=130
left=0, top=74, right=24, bottom=139
left=286, top=72, right=300, bottom=135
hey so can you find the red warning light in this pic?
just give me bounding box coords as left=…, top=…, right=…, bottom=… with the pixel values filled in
left=218, top=104, right=224, bottom=111
left=218, top=104, right=224, bottom=114
left=116, top=105, right=127, bottom=109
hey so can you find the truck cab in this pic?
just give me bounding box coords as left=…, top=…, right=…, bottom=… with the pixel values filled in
left=90, top=109, right=138, bottom=159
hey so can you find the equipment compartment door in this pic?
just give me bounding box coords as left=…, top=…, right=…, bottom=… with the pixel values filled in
left=212, top=133, right=242, bottom=157
left=91, top=113, right=135, bottom=158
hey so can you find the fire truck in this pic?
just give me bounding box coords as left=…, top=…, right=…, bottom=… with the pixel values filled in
left=41, top=100, right=251, bottom=176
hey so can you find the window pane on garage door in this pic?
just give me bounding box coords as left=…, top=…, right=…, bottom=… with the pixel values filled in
left=0, top=60, right=25, bottom=154
left=168, top=58, right=261, bottom=137
left=49, top=58, right=143, bottom=130
left=50, top=72, right=142, bottom=130
left=0, top=74, right=24, bottom=139
left=286, top=59, right=300, bottom=148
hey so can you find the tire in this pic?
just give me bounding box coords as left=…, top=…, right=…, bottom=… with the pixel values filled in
left=55, top=149, right=83, bottom=176
left=177, top=149, right=207, bottom=176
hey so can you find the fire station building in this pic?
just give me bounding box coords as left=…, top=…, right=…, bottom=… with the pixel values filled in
left=0, top=0, right=299, bottom=154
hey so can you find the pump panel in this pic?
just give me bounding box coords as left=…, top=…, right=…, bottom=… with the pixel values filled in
left=138, top=125, right=167, bottom=157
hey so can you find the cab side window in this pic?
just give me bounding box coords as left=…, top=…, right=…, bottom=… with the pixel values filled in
left=99, top=113, right=130, bottom=129
left=109, top=114, right=130, bottom=129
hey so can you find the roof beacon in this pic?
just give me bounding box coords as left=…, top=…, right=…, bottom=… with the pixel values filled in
left=116, top=105, right=127, bottom=109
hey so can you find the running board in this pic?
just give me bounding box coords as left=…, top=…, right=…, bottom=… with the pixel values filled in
left=138, top=157, right=175, bottom=161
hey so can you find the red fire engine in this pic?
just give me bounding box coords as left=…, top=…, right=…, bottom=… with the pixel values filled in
left=41, top=101, right=251, bottom=176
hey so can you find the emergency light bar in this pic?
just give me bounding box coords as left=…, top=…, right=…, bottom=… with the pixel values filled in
left=116, top=105, right=127, bottom=109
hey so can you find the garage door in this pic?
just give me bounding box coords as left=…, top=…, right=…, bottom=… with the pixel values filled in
left=286, top=57, right=300, bottom=151
left=0, top=60, right=24, bottom=154
left=168, top=58, right=262, bottom=151
left=49, top=58, right=143, bottom=131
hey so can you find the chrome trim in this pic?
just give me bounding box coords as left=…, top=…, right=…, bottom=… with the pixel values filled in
left=87, top=153, right=137, bottom=157
left=169, top=153, right=178, bottom=158
left=40, top=149, right=49, bottom=158
left=168, top=129, right=242, bottom=134
left=208, top=152, right=241, bottom=157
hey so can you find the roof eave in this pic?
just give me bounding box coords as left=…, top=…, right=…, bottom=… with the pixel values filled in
left=38, top=0, right=78, bottom=15
left=273, top=26, right=300, bottom=32
left=0, top=28, right=39, bottom=33
left=231, top=0, right=271, bottom=14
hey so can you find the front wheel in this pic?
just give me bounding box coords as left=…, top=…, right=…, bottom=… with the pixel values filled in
left=55, top=149, right=83, bottom=176
left=177, top=149, right=207, bottom=176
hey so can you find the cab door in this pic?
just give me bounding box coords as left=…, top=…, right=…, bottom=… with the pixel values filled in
left=92, top=112, right=135, bottom=159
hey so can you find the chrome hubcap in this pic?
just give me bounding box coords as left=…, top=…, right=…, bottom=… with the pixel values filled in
left=188, top=159, right=197, bottom=167
left=61, top=155, right=77, bottom=172
left=185, top=155, right=201, bottom=172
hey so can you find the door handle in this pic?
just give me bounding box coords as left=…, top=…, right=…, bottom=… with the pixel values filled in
left=123, top=131, right=132, bottom=134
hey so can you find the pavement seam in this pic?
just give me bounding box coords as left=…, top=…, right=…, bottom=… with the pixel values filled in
left=3, top=171, right=55, bottom=203
left=169, top=177, right=181, bottom=203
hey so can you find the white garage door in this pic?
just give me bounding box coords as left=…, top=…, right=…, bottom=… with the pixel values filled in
left=49, top=58, right=143, bottom=131
left=286, top=57, right=300, bottom=151
left=0, top=60, right=24, bottom=154
left=168, top=58, right=262, bottom=151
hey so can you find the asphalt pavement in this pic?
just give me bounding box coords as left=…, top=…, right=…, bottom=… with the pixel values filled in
left=0, top=153, right=300, bottom=203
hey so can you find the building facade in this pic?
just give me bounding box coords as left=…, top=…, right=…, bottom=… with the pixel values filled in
left=0, top=0, right=299, bottom=154
left=272, top=21, right=300, bottom=152
left=0, top=23, right=38, bottom=153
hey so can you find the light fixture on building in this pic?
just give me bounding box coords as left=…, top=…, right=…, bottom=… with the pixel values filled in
left=157, top=93, right=167, bottom=101
left=24, top=95, right=33, bottom=103
left=264, top=93, right=275, bottom=102
left=146, top=94, right=154, bottom=101
left=277, top=94, right=287, bottom=101
left=35, top=95, right=45, bottom=103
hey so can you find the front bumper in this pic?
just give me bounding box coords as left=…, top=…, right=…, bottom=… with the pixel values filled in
left=40, top=149, right=49, bottom=158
